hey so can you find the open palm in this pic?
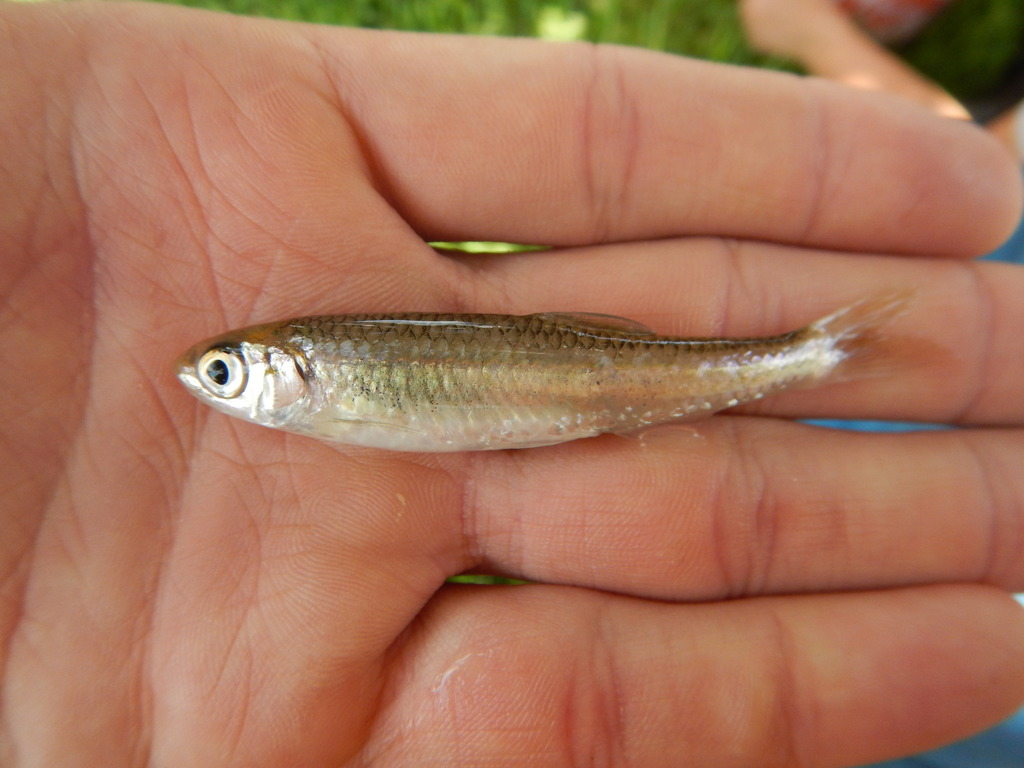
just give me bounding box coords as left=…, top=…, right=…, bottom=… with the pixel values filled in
left=2, top=3, right=1023, bottom=767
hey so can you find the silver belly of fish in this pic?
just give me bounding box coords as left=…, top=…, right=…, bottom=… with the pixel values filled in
left=176, top=297, right=904, bottom=452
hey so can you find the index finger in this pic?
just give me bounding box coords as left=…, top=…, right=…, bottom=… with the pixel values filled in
left=312, top=30, right=1021, bottom=255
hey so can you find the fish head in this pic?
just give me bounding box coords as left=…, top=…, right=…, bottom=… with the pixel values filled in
left=176, top=328, right=312, bottom=431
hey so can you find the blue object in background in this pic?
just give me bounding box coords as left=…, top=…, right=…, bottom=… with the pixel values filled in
left=982, top=201, right=1024, bottom=265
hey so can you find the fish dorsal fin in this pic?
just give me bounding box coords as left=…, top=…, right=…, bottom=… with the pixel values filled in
left=535, top=312, right=655, bottom=336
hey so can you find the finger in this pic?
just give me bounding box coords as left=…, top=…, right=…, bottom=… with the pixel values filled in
left=24, top=2, right=453, bottom=336
left=144, top=420, right=470, bottom=767
left=445, top=238, right=1024, bottom=426
left=312, top=27, right=1021, bottom=255
left=459, top=419, right=1024, bottom=599
left=374, top=584, right=1024, bottom=768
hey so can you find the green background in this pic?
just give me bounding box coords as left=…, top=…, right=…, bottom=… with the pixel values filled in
left=148, top=0, right=1024, bottom=100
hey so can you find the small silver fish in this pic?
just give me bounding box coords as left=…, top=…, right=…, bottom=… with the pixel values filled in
left=176, top=295, right=906, bottom=452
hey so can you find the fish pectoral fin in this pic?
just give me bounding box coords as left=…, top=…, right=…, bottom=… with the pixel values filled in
left=535, top=312, right=654, bottom=336
left=314, top=416, right=429, bottom=444
left=328, top=416, right=424, bottom=434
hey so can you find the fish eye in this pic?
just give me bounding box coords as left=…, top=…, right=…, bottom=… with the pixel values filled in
left=197, top=347, right=247, bottom=399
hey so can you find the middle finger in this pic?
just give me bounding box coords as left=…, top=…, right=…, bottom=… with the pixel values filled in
left=458, top=419, right=1024, bottom=599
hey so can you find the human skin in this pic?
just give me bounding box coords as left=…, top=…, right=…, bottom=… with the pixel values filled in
left=2, top=2, right=1024, bottom=767
left=740, top=0, right=970, bottom=119
left=741, top=0, right=1024, bottom=160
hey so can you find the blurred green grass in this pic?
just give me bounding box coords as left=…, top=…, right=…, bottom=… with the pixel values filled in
left=149, top=0, right=1023, bottom=98
left=900, top=0, right=1024, bottom=100
left=150, top=0, right=781, bottom=68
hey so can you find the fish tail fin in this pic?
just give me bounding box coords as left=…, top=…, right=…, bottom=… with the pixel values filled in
left=808, top=290, right=914, bottom=381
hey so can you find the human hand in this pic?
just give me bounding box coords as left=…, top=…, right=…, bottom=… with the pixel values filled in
left=740, top=0, right=856, bottom=60
left=2, top=3, right=1023, bottom=766
left=739, top=0, right=970, bottom=121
